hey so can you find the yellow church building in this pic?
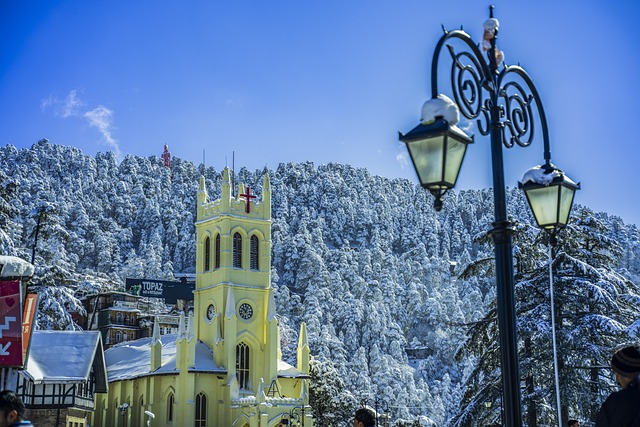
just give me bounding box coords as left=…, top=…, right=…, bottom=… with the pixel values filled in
left=91, top=168, right=313, bottom=427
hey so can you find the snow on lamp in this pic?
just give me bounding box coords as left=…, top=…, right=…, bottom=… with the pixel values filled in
left=399, top=94, right=473, bottom=211
left=519, top=164, right=580, bottom=233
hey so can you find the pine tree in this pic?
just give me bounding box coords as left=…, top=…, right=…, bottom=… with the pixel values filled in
left=452, top=204, right=640, bottom=427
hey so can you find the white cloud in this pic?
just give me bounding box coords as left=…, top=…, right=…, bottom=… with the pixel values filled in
left=61, top=90, right=83, bottom=118
left=41, top=90, right=121, bottom=157
left=84, top=106, right=121, bottom=157
left=40, top=90, right=84, bottom=118
left=40, top=94, right=56, bottom=112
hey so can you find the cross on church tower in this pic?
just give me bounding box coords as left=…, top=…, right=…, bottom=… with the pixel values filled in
left=239, top=186, right=257, bottom=213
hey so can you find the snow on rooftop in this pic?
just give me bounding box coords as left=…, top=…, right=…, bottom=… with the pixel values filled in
left=106, top=306, right=141, bottom=313
left=0, top=256, right=34, bottom=278
left=24, top=330, right=101, bottom=383
left=105, top=333, right=224, bottom=382
left=277, top=360, right=304, bottom=378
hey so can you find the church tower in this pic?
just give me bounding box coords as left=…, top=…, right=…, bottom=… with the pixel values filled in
left=194, top=167, right=277, bottom=390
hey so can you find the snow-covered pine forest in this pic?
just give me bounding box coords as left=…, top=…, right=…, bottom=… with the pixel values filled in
left=2, top=139, right=640, bottom=427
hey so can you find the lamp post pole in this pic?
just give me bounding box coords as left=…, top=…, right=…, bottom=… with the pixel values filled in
left=119, top=403, right=129, bottom=427
left=400, top=6, right=579, bottom=427
left=290, top=405, right=307, bottom=427
left=484, top=21, right=521, bottom=425
left=548, top=238, right=563, bottom=427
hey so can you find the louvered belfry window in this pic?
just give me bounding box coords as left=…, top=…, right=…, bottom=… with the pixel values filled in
left=233, top=233, right=242, bottom=268
left=214, top=234, right=221, bottom=269
left=250, top=235, right=259, bottom=270
left=204, top=236, right=211, bottom=271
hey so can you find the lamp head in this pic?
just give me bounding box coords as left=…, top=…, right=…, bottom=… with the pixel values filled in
left=519, top=163, right=580, bottom=235
left=399, top=116, right=473, bottom=211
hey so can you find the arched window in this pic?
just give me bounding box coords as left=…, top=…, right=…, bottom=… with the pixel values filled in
left=195, top=392, right=207, bottom=427
left=204, top=236, right=211, bottom=271
left=236, top=343, right=250, bottom=389
left=115, top=331, right=122, bottom=343
left=123, top=332, right=128, bottom=342
left=233, top=233, right=242, bottom=268
left=167, top=392, right=174, bottom=422
left=250, top=235, right=259, bottom=270
left=214, top=234, right=221, bottom=270
left=116, top=313, right=123, bottom=324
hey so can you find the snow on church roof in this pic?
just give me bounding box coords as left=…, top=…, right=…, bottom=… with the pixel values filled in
left=105, top=333, right=225, bottom=382
left=277, top=360, right=306, bottom=378
left=105, top=335, right=305, bottom=382
left=23, top=330, right=104, bottom=384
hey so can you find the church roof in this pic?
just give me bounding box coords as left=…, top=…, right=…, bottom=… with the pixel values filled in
left=105, top=333, right=225, bottom=382
left=22, top=330, right=107, bottom=390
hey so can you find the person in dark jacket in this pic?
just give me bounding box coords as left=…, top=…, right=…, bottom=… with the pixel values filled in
left=354, top=407, right=376, bottom=427
left=595, top=345, right=640, bottom=427
left=0, top=390, right=34, bottom=427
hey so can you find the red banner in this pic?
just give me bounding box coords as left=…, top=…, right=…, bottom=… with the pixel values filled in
left=22, top=293, right=38, bottom=364
left=0, top=280, right=23, bottom=367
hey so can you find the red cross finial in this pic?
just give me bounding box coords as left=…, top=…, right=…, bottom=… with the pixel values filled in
left=239, top=186, right=257, bottom=213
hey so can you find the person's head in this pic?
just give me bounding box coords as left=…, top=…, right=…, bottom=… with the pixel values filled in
left=354, top=407, right=376, bottom=427
left=611, top=345, right=640, bottom=388
left=568, top=419, right=580, bottom=427
left=0, top=390, right=25, bottom=427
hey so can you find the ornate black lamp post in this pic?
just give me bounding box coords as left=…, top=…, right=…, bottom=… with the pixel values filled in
left=119, top=402, right=129, bottom=427
left=399, top=6, right=578, bottom=427
left=289, top=405, right=309, bottom=427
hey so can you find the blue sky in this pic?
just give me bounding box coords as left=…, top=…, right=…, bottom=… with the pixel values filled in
left=1, top=1, right=639, bottom=226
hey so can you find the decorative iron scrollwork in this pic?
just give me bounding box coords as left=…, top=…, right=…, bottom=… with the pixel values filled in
left=431, top=30, right=551, bottom=159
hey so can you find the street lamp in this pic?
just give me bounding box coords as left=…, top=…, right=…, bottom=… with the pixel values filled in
left=399, top=6, right=579, bottom=427
left=400, top=115, right=473, bottom=212
left=119, top=402, right=129, bottom=427
left=144, top=410, right=155, bottom=427
left=520, top=165, right=579, bottom=427
left=520, top=164, right=579, bottom=237
left=289, top=405, right=309, bottom=427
